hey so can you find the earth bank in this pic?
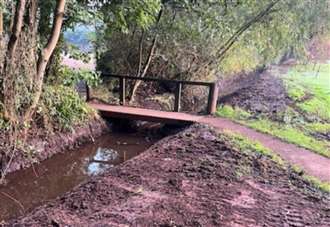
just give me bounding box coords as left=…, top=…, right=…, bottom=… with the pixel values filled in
left=0, top=118, right=110, bottom=176
left=7, top=124, right=330, bottom=226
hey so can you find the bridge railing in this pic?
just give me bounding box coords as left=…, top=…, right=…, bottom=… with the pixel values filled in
left=86, top=73, right=218, bottom=115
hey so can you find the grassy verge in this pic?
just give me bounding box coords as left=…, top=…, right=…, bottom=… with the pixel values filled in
left=284, top=63, right=330, bottom=122
left=217, top=62, right=330, bottom=157
left=216, top=105, right=330, bottom=158
left=220, top=130, right=330, bottom=193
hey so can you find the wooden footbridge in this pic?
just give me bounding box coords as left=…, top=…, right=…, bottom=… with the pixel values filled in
left=86, top=74, right=219, bottom=124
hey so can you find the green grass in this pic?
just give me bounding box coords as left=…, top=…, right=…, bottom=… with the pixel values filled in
left=305, top=122, right=330, bottom=134
left=292, top=165, right=330, bottom=193
left=216, top=105, right=330, bottom=158
left=283, top=63, right=330, bottom=121
left=221, top=131, right=330, bottom=193
left=221, top=130, right=284, bottom=166
left=302, top=175, right=330, bottom=193
left=216, top=63, right=330, bottom=157
left=284, top=63, right=330, bottom=93
left=246, top=119, right=330, bottom=158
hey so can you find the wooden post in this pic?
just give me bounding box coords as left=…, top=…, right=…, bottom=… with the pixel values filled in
left=85, top=82, right=90, bottom=102
left=207, top=82, right=218, bottom=114
left=174, top=82, right=182, bottom=112
left=119, top=77, right=126, bottom=105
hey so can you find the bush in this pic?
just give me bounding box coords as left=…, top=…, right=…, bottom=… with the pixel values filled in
left=38, top=85, right=96, bottom=131
left=51, top=66, right=101, bottom=88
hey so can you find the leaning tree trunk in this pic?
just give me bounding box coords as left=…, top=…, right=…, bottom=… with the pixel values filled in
left=24, top=0, right=66, bottom=122
left=0, top=0, right=66, bottom=126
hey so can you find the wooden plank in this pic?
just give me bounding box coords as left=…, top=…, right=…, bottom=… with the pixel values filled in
left=102, top=73, right=214, bottom=87
left=174, top=82, right=182, bottom=112
left=119, top=77, right=126, bottom=105
left=88, top=103, right=203, bottom=124
left=85, top=82, right=90, bottom=102
left=207, top=83, right=219, bottom=114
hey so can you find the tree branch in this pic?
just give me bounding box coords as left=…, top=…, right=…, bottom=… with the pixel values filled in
left=196, top=0, right=281, bottom=73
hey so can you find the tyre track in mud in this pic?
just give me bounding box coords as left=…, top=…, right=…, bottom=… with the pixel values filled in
left=7, top=124, right=330, bottom=226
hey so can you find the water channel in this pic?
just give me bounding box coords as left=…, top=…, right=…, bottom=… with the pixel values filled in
left=0, top=131, right=159, bottom=221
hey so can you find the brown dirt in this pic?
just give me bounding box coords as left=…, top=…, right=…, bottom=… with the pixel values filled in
left=217, top=67, right=265, bottom=100
left=0, top=118, right=110, bottom=176
left=220, top=68, right=290, bottom=119
left=201, top=117, right=330, bottom=182
left=7, top=124, right=330, bottom=226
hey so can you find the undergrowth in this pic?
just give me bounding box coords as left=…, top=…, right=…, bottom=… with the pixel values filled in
left=39, top=85, right=96, bottom=131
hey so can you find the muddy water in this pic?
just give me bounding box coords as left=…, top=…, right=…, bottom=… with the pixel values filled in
left=0, top=132, right=157, bottom=221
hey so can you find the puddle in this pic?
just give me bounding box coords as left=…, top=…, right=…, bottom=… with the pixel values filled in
left=0, top=132, right=157, bottom=221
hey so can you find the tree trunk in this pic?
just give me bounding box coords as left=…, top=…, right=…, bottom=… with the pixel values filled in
left=128, top=10, right=163, bottom=104
left=0, top=0, right=4, bottom=73
left=0, top=6, right=3, bottom=36
left=129, top=36, right=158, bottom=104
left=24, top=0, right=66, bottom=122
left=1, top=0, right=27, bottom=122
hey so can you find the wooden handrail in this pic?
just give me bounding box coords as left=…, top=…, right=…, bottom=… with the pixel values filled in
left=101, top=73, right=215, bottom=87
left=87, top=73, right=218, bottom=115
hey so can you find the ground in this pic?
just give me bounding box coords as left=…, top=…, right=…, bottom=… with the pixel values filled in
left=8, top=124, right=330, bottom=226
left=217, top=62, right=330, bottom=158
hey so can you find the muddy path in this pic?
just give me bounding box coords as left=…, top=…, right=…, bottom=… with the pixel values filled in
left=8, top=124, right=330, bottom=226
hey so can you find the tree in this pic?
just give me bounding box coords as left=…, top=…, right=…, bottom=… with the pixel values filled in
left=0, top=0, right=66, bottom=129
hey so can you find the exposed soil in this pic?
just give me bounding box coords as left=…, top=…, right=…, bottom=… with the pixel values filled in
left=201, top=117, right=330, bottom=182
left=0, top=118, right=110, bottom=176
left=221, top=68, right=290, bottom=119
left=217, top=67, right=265, bottom=100
left=8, top=124, right=330, bottom=226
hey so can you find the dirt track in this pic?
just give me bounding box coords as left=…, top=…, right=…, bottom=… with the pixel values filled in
left=8, top=124, right=330, bottom=226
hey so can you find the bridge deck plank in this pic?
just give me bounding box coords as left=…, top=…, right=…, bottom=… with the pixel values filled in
left=88, top=103, right=204, bottom=124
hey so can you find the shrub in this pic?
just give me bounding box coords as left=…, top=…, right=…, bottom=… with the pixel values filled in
left=38, top=85, right=96, bottom=131
left=52, top=66, right=101, bottom=88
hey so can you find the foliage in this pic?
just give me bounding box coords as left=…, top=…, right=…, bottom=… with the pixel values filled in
left=56, top=66, right=101, bottom=88
left=38, top=85, right=95, bottom=131
left=96, top=0, right=330, bottom=81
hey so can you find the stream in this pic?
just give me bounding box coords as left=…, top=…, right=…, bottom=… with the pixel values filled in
left=0, top=132, right=158, bottom=221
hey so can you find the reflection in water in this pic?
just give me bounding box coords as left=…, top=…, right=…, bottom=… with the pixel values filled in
left=87, top=148, right=118, bottom=175
left=0, top=132, right=157, bottom=221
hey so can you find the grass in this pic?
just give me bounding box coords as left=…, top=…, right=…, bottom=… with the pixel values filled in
left=221, top=130, right=284, bottom=166
left=292, top=165, right=330, bottom=193
left=283, top=63, right=330, bottom=121
left=216, top=62, right=330, bottom=157
left=305, top=122, right=330, bottom=134
left=216, top=105, right=330, bottom=158
left=221, top=130, right=330, bottom=193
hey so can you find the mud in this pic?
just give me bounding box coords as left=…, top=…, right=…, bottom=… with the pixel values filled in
left=221, top=68, right=290, bottom=118
left=8, top=124, right=330, bottom=226
left=217, top=67, right=265, bottom=100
